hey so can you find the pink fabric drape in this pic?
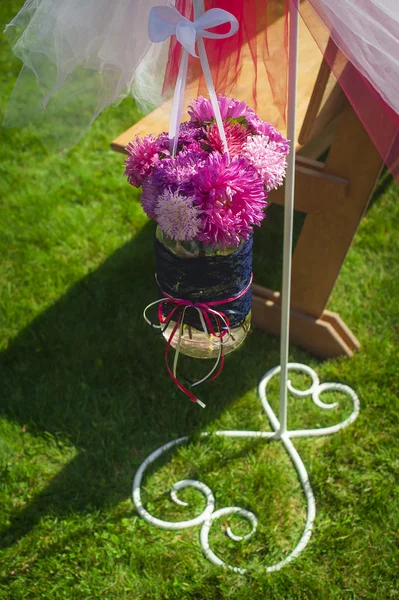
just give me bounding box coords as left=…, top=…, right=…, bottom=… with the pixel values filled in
left=301, top=0, right=399, bottom=182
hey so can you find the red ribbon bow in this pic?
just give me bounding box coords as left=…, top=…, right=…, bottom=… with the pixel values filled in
left=143, top=274, right=253, bottom=407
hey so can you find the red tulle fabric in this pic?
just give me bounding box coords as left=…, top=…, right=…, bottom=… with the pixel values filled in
left=163, top=0, right=399, bottom=184
left=164, top=0, right=289, bottom=122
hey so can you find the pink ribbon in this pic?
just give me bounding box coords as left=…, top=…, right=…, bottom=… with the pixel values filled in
left=143, top=274, right=253, bottom=407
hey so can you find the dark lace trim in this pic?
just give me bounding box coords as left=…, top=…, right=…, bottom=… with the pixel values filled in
left=154, top=235, right=253, bottom=330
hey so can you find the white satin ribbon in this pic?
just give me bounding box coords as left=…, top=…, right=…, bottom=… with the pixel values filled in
left=148, top=5, right=239, bottom=157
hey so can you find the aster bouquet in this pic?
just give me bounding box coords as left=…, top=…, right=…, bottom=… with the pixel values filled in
left=125, top=95, right=289, bottom=249
left=125, top=95, right=288, bottom=404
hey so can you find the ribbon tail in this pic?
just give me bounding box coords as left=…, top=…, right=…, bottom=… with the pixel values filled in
left=169, top=48, right=189, bottom=156
left=165, top=313, right=205, bottom=407
left=191, top=341, right=224, bottom=388
left=173, top=306, right=188, bottom=378
left=197, top=37, right=229, bottom=159
left=209, top=345, right=225, bottom=382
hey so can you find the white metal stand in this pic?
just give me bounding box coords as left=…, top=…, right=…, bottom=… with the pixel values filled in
left=132, top=0, right=360, bottom=573
left=133, top=364, right=359, bottom=573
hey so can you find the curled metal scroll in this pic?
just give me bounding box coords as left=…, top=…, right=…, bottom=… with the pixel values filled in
left=132, top=363, right=360, bottom=573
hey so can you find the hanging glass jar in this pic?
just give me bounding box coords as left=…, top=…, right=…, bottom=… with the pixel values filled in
left=154, top=227, right=252, bottom=360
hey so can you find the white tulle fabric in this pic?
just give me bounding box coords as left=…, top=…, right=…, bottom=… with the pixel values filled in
left=3, top=0, right=399, bottom=150
left=308, top=0, right=399, bottom=114
left=3, top=0, right=171, bottom=149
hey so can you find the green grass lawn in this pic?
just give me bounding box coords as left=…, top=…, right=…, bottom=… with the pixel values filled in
left=1, top=2, right=399, bottom=599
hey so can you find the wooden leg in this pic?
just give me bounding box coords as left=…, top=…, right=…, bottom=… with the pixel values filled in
left=290, top=102, right=384, bottom=318
left=252, top=285, right=360, bottom=358
left=252, top=103, right=384, bottom=358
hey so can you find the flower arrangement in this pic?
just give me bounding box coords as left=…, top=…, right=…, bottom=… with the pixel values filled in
left=125, top=95, right=289, bottom=249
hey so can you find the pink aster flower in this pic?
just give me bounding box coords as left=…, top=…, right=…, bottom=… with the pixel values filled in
left=155, top=190, right=202, bottom=242
left=188, top=95, right=256, bottom=124
left=247, top=116, right=290, bottom=155
left=125, top=135, right=168, bottom=188
left=243, top=135, right=288, bottom=191
left=203, top=121, right=249, bottom=158
left=193, top=152, right=267, bottom=248
left=141, top=176, right=159, bottom=219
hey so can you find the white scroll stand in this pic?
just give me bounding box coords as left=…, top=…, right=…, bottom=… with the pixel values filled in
left=132, top=0, right=360, bottom=574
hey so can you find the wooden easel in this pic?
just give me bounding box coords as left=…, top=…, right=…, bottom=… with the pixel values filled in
left=111, top=4, right=383, bottom=358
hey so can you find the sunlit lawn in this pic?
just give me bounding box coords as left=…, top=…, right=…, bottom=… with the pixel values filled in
left=1, top=1, right=399, bottom=598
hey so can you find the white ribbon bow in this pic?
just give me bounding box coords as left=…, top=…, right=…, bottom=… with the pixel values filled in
left=148, top=5, right=239, bottom=156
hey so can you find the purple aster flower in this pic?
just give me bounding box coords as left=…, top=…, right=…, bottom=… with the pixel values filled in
left=154, top=131, right=169, bottom=148
left=177, top=121, right=204, bottom=145
left=243, top=135, right=288, bottom=191
left=183, top=140, right=206, bottom=154
left=151, top=150, right=207, bottom=197
left=193, top=152, right=268, bottom=248
left=157, top=122, right=204, bottom=153
left=188, top=95, right=256, bottom=124
left=155, top=190, right=202, bottom=241
left=125, top=135, right=169, bottom=187
left=141, top=176, right=159, bottom=219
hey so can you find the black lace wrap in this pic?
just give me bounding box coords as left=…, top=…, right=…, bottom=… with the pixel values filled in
left=154, top=235, right=253, bottom=330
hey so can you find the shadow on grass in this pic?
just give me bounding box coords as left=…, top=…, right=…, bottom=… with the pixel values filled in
left=0, top=219, right=299, bottom=550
